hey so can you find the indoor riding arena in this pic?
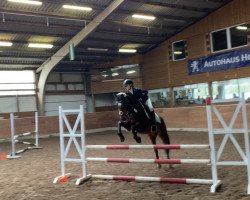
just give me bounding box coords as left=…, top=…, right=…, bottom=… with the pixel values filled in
left=1, top=0, right=250, bottom=200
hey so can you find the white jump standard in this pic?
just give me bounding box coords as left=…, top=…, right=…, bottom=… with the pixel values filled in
left=54, top=106, right=221, bottom=193
left=53, top=106, right=86, bottom=184
left=206, top=96, right=250, bottom=194
left=7, top=112, right=42, bottom=159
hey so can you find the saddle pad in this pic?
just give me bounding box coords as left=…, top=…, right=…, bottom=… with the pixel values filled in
left=155, top=113, right=161, bottom=124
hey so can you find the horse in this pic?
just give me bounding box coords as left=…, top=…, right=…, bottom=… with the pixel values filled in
left=115, top=92, right=171, bottom=168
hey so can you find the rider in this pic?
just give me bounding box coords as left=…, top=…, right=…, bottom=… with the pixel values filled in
left=123, top=79, right=157, bottom=132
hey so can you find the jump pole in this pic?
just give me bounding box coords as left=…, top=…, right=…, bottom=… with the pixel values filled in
left=86, top=144, right=209, bottom=150
left=86, top=157, right=210, bottom=164
left=91, top=175, right=214, bottom=184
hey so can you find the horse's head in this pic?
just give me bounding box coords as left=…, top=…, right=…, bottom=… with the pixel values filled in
left=115, top=92, right=133, bottom=116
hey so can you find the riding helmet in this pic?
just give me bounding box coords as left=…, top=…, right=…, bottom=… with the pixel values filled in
left=123, top=79, right=133, bottom=86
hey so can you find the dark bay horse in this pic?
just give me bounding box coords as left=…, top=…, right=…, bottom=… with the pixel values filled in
left=115, top=92, right=171, bottom=168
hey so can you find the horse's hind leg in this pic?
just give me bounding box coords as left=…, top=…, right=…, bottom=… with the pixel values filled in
left=149, top=133, right=161, bottom=169
left=159, top=133, right=170, bottom=159
left=159, top=121, right=173, bottom=168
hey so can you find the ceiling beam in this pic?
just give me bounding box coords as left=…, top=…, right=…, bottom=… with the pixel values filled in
left=113, top=8, right=198, bottom=22
left=0, top=25, right=171, bottom=39
left=127, top=0, right=212, bottom=13
left=0, top=37, right=155, bottom=50
left=0, top=64, right=39, bottom=69
left=0, top=8, right=182, bottom=30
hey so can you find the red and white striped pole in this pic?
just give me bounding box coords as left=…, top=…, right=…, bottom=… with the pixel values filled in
left=86, top=157, right=210, bottom=164
left=92, top=175, right=213, bottom=185
left=86, top=144, right=209, bottom=150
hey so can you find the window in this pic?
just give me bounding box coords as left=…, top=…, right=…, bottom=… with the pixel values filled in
left=212, top=79, right=238, bottom=100
left=172, top=40, right=186, bottom=61
left=0, top=71, right=36, bottom=96
left=212, top=77, right=250, bottom=100
left=211, top=24, right=248, bottom=52
left=91, top=64, right=141, bottom=82
left=173, top=83, right=209, bottom=105
left=230, top=26, right=248, bottom=48
left=211, top=29, right=227, bottom=52
left=148, top=88, right=170, bottom=108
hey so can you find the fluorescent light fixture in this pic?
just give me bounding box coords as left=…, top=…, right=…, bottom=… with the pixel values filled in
left=7, top=0, right=42, bottom=5
left=132, top=14, right=156, bottom=20
left=126, top=70, right=136, bottom=74
left=112, top=72, right=119, bottom=76
left=28, top=43, right=53, bottom=49
left=102, top=78, right=123, bottom=83
left=88, top=48, right=108, bottom=51
left=119, top=49, right=137, bottom=53
left=174, top=51, right=183, bottom=55
left=63, top=5, right=92, bottom=11
left=236, top=26, right=247, bottom=30
left=0, top=41, right=13, bottom=47
left=101, top=74, right=108, bottom=77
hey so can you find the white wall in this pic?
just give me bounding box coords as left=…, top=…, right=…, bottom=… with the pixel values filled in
left=18, top=96, right=37, bottom=112
left=95, top=93, right=116, bottom=107
left=0, top=96, right=36, bottom=113
left=44, top=94, right=86, bottom=116
left=45, top=72, right=87, bottom=115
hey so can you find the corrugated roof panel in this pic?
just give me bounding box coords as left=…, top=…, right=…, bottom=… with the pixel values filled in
left=0, top=0, right=232, bottom=71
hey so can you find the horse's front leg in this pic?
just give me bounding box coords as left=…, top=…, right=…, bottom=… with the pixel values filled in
left=117, top=121, right=125, bottom=142
left=131, top=126, right=141, bottom=143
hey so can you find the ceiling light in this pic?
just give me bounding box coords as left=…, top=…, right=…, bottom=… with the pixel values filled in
left=126, top=70, right=136, bottom=74
left=7, top=0, right=42, bottom=5
left=119, top=49, right=137, bottom=53
left=62, top=5, right=92, bottom=11
left=0, top=41, right=13, bottom=47
left=102, top=78, right=123, bottom=82
left=132, top=14, right=156, bottom=20
left=101, top=74, right=108, bottom=77
left=88, top=48, right=108, bottom=51
left=174, top=51, right=183, bottom=55
left=112, top=72, right=119, bottom=76
left=236, top=26, right=247, bottom=30
left=28, top=43, right=53, bottom=49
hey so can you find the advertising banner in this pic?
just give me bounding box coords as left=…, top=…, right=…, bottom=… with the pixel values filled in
left=188, top=48, right=250, bottom=75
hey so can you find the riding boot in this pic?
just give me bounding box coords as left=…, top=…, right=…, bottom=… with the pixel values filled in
left=149, top=110, right=157, bottom=133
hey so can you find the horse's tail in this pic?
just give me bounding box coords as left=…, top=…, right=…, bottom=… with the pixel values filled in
left=159, top=117, right=171, bottom=158
left=160, top=117, right=170, bottom=145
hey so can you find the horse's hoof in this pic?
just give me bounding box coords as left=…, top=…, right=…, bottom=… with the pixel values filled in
left=118, top=134, right=125, bottom=142
left=157, top=164, right=162, bottom=169
left=134, top=136, right=141, bottom=143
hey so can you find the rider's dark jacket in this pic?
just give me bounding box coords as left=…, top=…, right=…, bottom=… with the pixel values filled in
left=127, top=87, right=148, bottom=103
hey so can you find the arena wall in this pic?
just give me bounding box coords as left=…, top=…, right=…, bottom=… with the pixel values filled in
left=1, top=103, right=250, bottom=140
